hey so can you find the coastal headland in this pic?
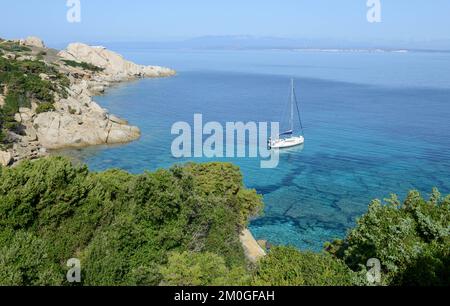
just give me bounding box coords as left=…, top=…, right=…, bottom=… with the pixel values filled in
left=0, top=36, right=176, bottom=166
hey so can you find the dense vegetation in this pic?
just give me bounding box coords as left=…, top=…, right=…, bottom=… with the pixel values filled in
left=252, top=247, right=360, bottom=286
left=0, top=157, right=262, bottom=285
left=0, top=157, right=448, bottom=286
left=0, top=45, right=70, bottom=148
left=0, top=41, right=31, bottom=53
left=61, top=59, right=104, bottom=72
left=326, top=190, right=450, bottom=286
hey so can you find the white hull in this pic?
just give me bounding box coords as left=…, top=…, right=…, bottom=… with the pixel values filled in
left=270, top=136, right=304, bottom=149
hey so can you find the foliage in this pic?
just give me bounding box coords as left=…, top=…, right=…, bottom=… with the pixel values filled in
left=61, top=60, right=104, bottom=72
left=0, top=157, right=263, bottom=286
left=0, top=55, right=69, bottom=144
left=0, top=230, right=63, bottom=285
left=0, top=156, right=447, bottom=286
left=160, top=251, right=250, bottom=286
left=35, top=102, right=55, bottom=114
left=0, top=41, right=31, bottom=53
left=327, top=189, right=450, bottom=286
left=252, top=246, right=360, bottom=286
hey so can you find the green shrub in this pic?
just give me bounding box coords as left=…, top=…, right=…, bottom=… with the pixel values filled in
left=0, top=129, right=5, bottom=141
left=62, top=60, right=104, bottom=72
left=160, top=251, right=250, bottom=286
left=0, top=230, right=63, bottom=285
left=253, top=246, right=360, bottom=286
left=328, top=189, right=450, bottom=285
left=0, top=42, right=31, bottom=53
left=35, top=102, right=55, bottom=114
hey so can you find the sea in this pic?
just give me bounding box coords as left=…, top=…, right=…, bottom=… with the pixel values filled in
left=57, top=48, right=450, bottom=251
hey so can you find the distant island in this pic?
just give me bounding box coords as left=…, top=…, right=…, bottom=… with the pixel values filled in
left=99, top=35, right=450, bottom=53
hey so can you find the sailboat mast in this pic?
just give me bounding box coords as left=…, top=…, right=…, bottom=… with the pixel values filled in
left=290, top=78, right=294, bottom=132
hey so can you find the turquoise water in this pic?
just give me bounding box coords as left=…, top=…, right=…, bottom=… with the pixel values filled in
left=61, top=49, right=450, bottom=251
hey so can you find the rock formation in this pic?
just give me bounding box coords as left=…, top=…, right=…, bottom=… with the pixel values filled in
left=0, top=150, right=12, bottom=167
left=1, top=37, right=176, bottom=164
left=58, top=43, right=176, bottom=81
left=239, top=229, right=266, bottom=263
left=20, top=36, right=46, bottom=48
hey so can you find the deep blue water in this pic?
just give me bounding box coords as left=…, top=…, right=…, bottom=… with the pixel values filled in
left=59, top=49, right=450, bottom=251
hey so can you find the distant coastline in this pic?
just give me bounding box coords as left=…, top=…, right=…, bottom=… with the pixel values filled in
left=62, top=35, right=450, bottom=54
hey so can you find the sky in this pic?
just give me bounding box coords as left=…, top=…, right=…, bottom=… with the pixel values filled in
left=1, top=0, right=449, bottom=48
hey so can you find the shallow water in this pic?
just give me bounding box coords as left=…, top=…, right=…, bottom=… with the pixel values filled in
left=59, top=49, right=450, bottom=251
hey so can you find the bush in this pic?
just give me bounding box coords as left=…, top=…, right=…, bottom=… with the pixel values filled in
left=328, top=189, right=450, bottom=285
left=0, top=42, right=31, bottom=53
left=160, top=251, right=250, bottom=286
left=253, top=246, right=359, bottom=286
left=35, top=102, right=55, bottom=114
left=62, top=60, right=104, bottom=72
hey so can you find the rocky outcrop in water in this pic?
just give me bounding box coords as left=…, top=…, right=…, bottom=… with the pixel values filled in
left=32, top=81, right=141, bottom=149
left=0, top=36, right=176, bottom=164
left=58, top=43, right=176, bottom=81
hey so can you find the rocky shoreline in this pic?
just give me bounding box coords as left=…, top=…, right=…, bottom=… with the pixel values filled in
left=0, top=37, right=176, bottom=166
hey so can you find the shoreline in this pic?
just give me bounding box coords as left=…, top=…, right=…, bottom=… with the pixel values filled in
left=0, top=37, right=176, bottom=166
left=240, top=229, right=267, bottom=263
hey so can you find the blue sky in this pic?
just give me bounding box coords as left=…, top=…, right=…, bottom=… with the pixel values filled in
left=1, top=0, right=449, bottom=47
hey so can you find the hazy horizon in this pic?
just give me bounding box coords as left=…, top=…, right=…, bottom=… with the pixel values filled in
left=1, top=0, right=450, bottom=50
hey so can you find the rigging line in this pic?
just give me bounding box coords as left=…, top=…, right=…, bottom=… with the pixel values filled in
left=292, top=87, right=305, bottom=135
left=278, top=83, right=290, bottom=132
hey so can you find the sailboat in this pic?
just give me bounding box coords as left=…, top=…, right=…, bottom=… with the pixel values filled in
left=269, top=78, right=305, bottom=149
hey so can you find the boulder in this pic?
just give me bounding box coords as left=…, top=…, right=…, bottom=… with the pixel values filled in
left=0, top=151, right=12, bottom=167
left=240, top=229, right=266, bottom=263
left=107, top=124, right=140, bottom=144
left=33, top=111, right=140, bottom=150
left=39, top=73, right=50, bottom=80
left=21, top=36, right=45, bottom=48
left=14, top=113, right=22, bottom=123
left=26, top=126, right=38, bottom=141
left=19, top=107, right=32, bottom=114
left=14, top=107, right=33, bottom=123
left=88, top=85, right=105, bottom=94
left=108, top=114, right=128, bottom=125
